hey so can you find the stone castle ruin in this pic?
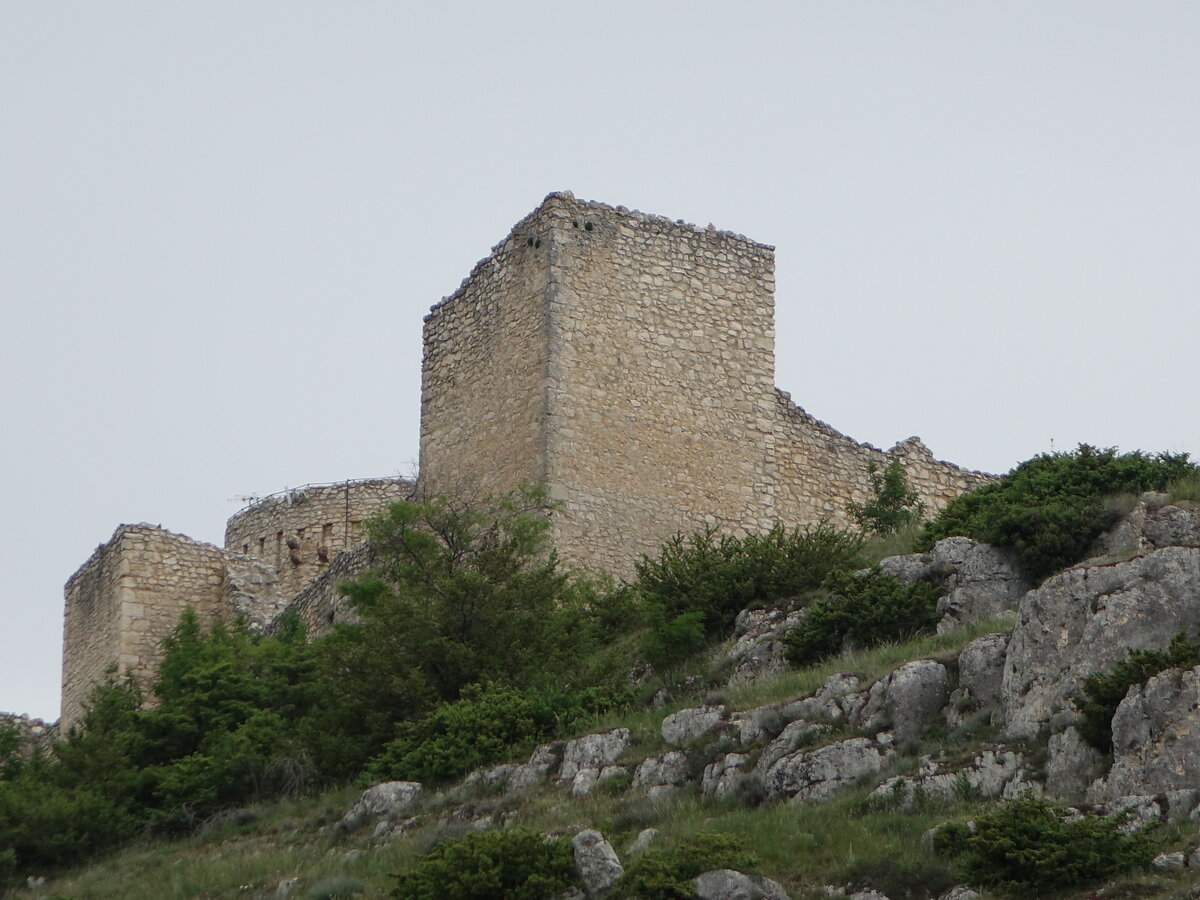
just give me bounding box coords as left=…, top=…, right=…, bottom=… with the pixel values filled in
left=52, top=193, right=988, bottom=729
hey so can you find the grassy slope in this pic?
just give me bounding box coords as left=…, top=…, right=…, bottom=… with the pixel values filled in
left=13, top=618, right=1200, bottom=900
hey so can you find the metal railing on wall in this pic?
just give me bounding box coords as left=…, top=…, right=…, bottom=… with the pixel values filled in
left=230, top=476, right=412, bottom=517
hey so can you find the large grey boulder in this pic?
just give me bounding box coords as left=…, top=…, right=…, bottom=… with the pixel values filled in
left=880, top=537, right=1028, bottom=632
left=632, top=750, right=690, bottom=790
left=702, top=752, right=750, bottom=798
left=507, top=741, right=565, bottom=794
left=764, top=737, right=888, bottom=803
left=1101, top=501, right=1200, bottom=556
left=734, top=701, right=804, bottom=746
left=1091, top=790, right=1200, bottom=826
left=463, top=762, right=517, bottom=792
left=559, top=729, right=632, bottom=783
left=1090, top=665, right=1200, bottom=799
left=1045, top=726, right=1106, bottom=799
left=792, top=671, right=866, bottom=722
left=857, top=660, right=948, bottom=744
left=725, top=607, right=805, bottom=686
left=661, top=705, right=729, bottom=746
left=338, top=780, right=422, bottom=831
left=570, top=766, right=627, bottom=798
left=945, top=633, right=1008, bottom=727
left=625, top=827, right=659, bottom=856
left=1000, top=547, right=1200, bottom=740
left=572, top=829, right=623, bottom=898
left=869, top=750, right=1026, bottom=809
left=692, top=869, right=789, bottom=900
left=754, top=720, right=830, bottom=776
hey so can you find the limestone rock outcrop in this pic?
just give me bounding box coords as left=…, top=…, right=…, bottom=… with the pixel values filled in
left=1100, top=500, right=1200, bottom=556
left=338, top=780, right=422, bottom=832
left=1000, top=546, right=1200, bottom=740
left=879, top=536, right=1027, bottom=632
left=558, top=728, right=632, bottom=786
left=661, top=705, right=729, bottom=746
left=571, top=829, right=623, bottom=898
left=1090, top=664, right=1200, bottom=800
left=692, top=868, right=789, bottom=900
left=858, top=660, right=948, bottom=745
left=945, top=632, right=1008, bottom=728
left=869, top=750, right=1029, bottom=810
left=725, top=607, right=805, bottom=686
left=764, top=736, right=889, bottom=803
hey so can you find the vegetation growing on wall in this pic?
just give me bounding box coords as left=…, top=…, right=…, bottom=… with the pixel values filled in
left=847, top=460, right=926, bottom=536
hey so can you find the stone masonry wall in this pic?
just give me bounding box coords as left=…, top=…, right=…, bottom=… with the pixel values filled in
left=224, top=478, right=411, bottom=602
left=420, top=215, right=555, bottom=498
left=61, top=524, right=284, bottom=729
left=772, top=390, right=991, bottom=527
left=539, top=194, right=778, bottom=574
left=419, top=193, right=990, bottom=579
left=279, top=543, right=376, bottom=638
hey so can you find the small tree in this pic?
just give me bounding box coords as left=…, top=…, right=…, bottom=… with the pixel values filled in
left=847, top=460, right=925, bottom=535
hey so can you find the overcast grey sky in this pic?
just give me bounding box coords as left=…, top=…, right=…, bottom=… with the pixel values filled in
left=3, top=2, right=1198, bottom=720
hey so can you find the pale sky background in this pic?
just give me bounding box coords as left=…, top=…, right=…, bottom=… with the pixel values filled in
left=3, top=3, right=1198, bottom=721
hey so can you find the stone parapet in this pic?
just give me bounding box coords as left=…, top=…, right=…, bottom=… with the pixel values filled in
left=225, top=478, right=411, bottom=600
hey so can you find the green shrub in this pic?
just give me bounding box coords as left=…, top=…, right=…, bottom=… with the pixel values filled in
left=635, top=523, right=864, bottom=642
left=847, top=460, right=926, bottom=536
left=919, top=445, right=1197, bottom=582
left=392, top=827, right=574, bottom=899
left=783, top=568, right=942, bottom=667
left=933, top=798, right=1156, bottom=894
left=1077, top=631, right=1200, bottom=752
left=307, top=876, right=365, bottom=899
left=612, top=832, right=759, bottom=899
left=365, top=681, right=628, bottom=785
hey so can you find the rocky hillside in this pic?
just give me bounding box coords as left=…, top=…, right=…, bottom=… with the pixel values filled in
left=11, top=498, right=1200, bottom=900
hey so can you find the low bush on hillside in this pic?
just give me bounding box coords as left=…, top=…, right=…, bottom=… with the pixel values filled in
left=783, top=568, right=942, bottom=667
left=612, top=832, right=759, bottom=899
left=933, top=798, right=1156, bottom=894
left=634, top=523, right=863, bottom=667
left=391, top=827, right=574, bottom=899
left=1077, top=630, right=1200, bottom=752
left=919, top=445, right=1197, bottom=582
left=364, top=680, right=628, bottom=785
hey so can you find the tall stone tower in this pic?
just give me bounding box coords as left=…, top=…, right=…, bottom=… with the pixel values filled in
left=420, top=192, right=779, bottom=575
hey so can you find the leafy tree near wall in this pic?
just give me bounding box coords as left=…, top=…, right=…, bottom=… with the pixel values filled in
left=846, top=460, right=926, bottom=536
left=331, top=484, right=635, bottom=780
